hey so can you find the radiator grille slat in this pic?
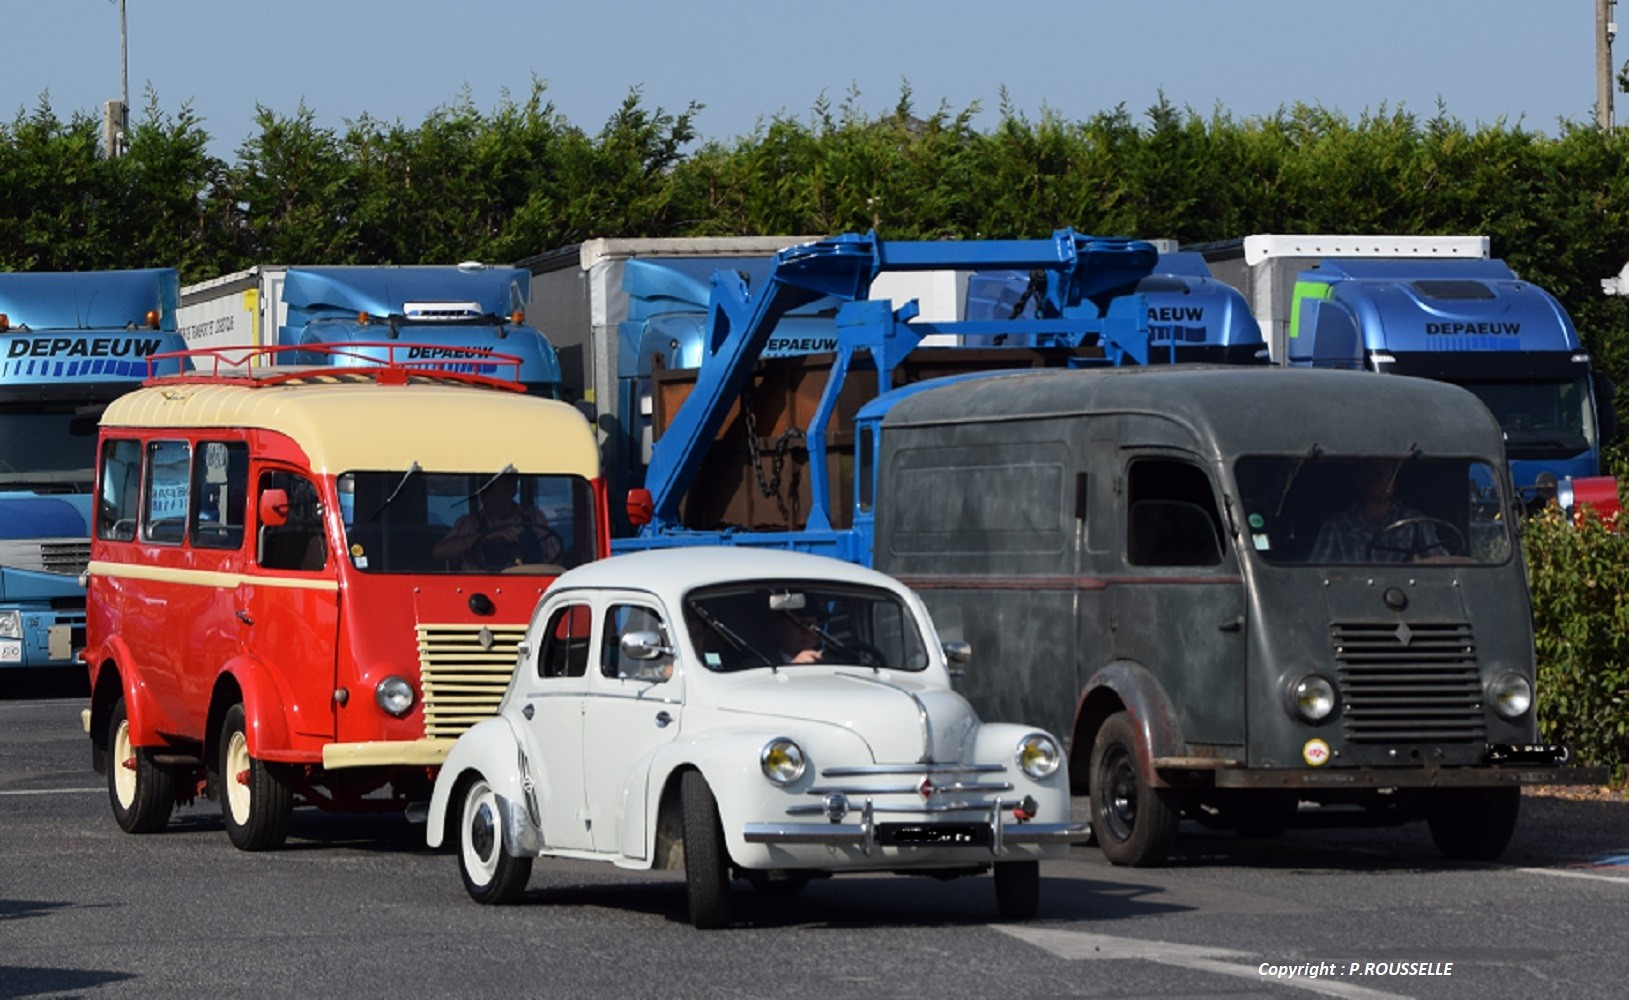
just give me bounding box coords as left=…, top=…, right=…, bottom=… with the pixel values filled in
left=1332, top=621, right=1485, bottom=743
left=417, top=625, right=525, bottom=739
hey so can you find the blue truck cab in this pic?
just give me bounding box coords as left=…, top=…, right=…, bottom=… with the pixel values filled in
left=1286, top=257, right=1614, bottom=500
left=278, top=265, right=563, bottom=398
left=0, top=269, right=186, bottom=672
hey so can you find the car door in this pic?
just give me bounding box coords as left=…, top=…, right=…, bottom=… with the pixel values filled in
left=579, top=597, right=682, bottom=858
left=513, top=599, right=595, bottom=851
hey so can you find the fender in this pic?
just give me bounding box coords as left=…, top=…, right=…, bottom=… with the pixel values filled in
left=426, top=717, right=535, bottom=852
left=90, top=632, right=172, bottom=748
left=215, top=654, right=299, bottom=761
left=1074, top=660, right=1186, bottom=789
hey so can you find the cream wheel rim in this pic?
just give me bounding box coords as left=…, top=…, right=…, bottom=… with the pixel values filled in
left=225, top=730, right=252, bottom=823
left=112, top=718, right=136, bottom=809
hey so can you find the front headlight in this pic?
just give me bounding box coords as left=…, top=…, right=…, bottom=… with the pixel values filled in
left=1488, top=672, right=1533, bottom=719
left=374, top=675, right=416, bottom=717
left=1015, top=733, right=1061, bottom=780
left=0, top=610, right=21, bottom=640
left=760, top=737, right=806, bottom=785
left=1289, top=674, right=1337, bottom=722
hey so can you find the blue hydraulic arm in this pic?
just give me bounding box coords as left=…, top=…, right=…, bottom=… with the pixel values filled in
left=638, top=230, right=1158, bottom=536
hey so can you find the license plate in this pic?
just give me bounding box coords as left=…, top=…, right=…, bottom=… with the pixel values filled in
left=0, top=640, right=22, bottom=663
left=876, top=823, right=991, bottom=847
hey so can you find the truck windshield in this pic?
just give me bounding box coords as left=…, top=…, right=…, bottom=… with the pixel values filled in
left=337, top=470, right=598, bottom=575
left=1458, top=377, right=1595, bottom=460
left=0, top=406, right=99, bottom=491
left=1234, top=455, right=1511, bottom=566
left=683, top=580, right=930, bottom=673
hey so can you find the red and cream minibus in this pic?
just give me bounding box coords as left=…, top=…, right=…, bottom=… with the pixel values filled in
left=83, top=347, right=608, bottom=850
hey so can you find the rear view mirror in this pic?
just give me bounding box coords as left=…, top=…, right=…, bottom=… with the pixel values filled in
left=942, top=640, right=971, bottom=678
left=259, top=488, right=291, bottom=528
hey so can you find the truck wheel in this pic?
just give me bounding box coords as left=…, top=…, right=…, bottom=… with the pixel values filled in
left=457, top=775, right=533, bottom=904
left=218, top=703, right=293, bottom=851
left=681, top=770, right=732, bottom=929
left=993, top=860, right=1040, bottom=920
left=106, top=697, right=174, bottom=834
left=1426, top=787, right=1521, bottom=861
left=1089, top=712, right=1179, bottom=866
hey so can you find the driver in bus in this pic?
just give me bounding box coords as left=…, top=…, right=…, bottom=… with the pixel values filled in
left=1309, top=461, right=1447, bottom=564
left=432, top=472, right=562, bottom=571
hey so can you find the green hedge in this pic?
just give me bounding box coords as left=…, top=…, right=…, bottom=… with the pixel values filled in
left=1523, top=506, right=1629, bottom=777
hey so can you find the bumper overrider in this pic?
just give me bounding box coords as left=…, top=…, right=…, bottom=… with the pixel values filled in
left=742, top=762, right=1084, bottom=855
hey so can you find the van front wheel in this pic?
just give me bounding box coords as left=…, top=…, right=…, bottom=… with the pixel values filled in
left=107, top=697, right=175, bottom=834
left=218, top=703, right=293, bottom=851
left=1089, top=712, right=1178, bottom=867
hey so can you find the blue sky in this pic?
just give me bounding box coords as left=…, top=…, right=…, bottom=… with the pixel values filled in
left=0, top=0, right=1614, bottom=158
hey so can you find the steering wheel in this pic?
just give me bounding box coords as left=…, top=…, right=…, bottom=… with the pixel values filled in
left=1366, top=516, right=1466, bottom=560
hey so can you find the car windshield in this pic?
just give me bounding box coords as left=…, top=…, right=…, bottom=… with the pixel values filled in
left=683, top=579, right=930, bottom=672
left=1234, top=455, right=1512, bottom=566
left=337, top=470, right=598, bottom=575
left=1459, top=377, right=1595, bottom=459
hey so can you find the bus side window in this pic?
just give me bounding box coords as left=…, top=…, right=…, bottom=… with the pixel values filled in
left=258, top=471, right=327, bottom=571
left=97, top=439, right=142, bottom=542
left=141, top=440, right=191, bottom=545
left=192, top=441, right=248, bottom=550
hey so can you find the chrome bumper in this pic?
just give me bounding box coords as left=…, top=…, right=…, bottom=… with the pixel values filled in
left=743, top=797, right=1087, bottom=855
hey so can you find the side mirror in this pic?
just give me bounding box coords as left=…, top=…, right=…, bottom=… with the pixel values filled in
left=626, top=488, right=653, bottom=527
left=259, top=488, right=291, bottom=528
left=619, top=631, right=672, bottom=683
left=942, top=640, right=971, bottom=678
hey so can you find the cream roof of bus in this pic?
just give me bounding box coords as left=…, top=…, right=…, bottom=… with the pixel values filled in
left=100, top=378, right=599, bottom=477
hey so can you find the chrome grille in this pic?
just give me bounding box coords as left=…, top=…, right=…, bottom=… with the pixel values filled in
left=788, top=762, right=1014, bottom=816
left=417, top=624, right=526, bottom=739
left=41, top=541, right=91, bottom=576
left=1331, top=621, right=1485, bottom=743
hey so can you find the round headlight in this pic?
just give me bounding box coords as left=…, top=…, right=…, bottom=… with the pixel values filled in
left=1016, top=733, right=1061, bottom=780
left=375, top=675, right=416, bottom=717
left=1489, top=672, right=1533, bottom=719
left=760, top=737, right=806, bottom=785
left=1291, top=674, right=1337, bottom=722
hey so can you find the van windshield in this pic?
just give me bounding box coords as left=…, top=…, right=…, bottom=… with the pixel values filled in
left=682, top=580, right=930, bottom=673
left=337, top=470, right=597, bottom=575
left=1234, top=455, right=1511, bottom=566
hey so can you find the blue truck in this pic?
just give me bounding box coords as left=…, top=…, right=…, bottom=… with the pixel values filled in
left=177, top=264, right=564, bottom=398
left=1196, top=235, right=1618, bottom=511
left=0, top=269, right=186, bottom=674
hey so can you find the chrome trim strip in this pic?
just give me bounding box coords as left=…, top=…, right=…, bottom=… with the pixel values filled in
left=836, top=672, right=935, bottom=763
left=807, top=780, right=1013, bottom=797
left=820, top=763, right=1005, bottom=777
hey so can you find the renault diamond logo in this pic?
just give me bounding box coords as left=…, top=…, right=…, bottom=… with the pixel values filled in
left=478, top=627, right=495, bottom=651
left=1394, top=622, right=1413, bottom=646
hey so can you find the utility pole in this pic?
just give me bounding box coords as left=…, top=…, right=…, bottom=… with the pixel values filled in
left=1599, top=0, right=1617, bottom=130
left=102, top=0, right=129, bottom=157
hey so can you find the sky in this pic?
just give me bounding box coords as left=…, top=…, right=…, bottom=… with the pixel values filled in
left=0, top=0, right=1619, bottom=159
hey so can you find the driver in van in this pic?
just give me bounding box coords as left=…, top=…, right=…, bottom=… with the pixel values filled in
left=432, top=472, right=562, bottom=571
left=1310, top=461, right=1446, bottom=564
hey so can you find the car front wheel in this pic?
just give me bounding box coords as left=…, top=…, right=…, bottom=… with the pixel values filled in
left=681, top=770, right=732, bottom=929
left=457, top=775, right=533, bottom=904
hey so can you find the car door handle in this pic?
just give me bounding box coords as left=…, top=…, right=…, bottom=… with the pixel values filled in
left=236, top=610, right=254, bottom=626
left=654, top=710, right=673, bottom=728
left=1219, top=616, right=1243, bottom=632
left=521, top=703, right=535, bottom=720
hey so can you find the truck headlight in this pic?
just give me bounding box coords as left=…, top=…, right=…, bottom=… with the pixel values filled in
left=375, top=675, right=416, bottom=717
left=1289, top=674, right=1337, bottom=722
left=1015, top=733, right=1061, bottom=780
left=1488, top=672, right=1533, bottom=719
left=0, top=610, right=21, bottom=640
left=760, top=737, right=806, bottom=785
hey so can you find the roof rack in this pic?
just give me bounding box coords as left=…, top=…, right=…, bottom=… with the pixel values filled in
left=143, top=343, right=527, bottom=391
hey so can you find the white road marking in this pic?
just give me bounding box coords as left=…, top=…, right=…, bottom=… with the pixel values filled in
left=995, top=926, right=1410, bottom=1000
left=1516, top=866, right=1629, bottom=885
left=0, top=787, right=103, bottom=796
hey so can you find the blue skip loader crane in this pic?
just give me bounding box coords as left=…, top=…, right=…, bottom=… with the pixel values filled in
left=612, top=229, right=1244, bottom=561
left=0, top=269, right=186, bottom=673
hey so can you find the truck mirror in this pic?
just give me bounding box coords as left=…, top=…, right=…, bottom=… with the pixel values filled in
left=626, top=488, right=653, bottom=526
left=259, top=488, right=291, bottom=528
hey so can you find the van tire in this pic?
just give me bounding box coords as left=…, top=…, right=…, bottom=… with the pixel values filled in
left=218, top=703, right=293, bottom=851
left=993, top=860, right=1040, bottom=920
left=107, top=697, right=175, bottom=834
left=1089, top=712, right=1178, bottom=866
left=1426, top=787, right=1521, bottom=861
left=457, top=774, right=533, bottom=904
left=681, top=770, right=732, bottom=929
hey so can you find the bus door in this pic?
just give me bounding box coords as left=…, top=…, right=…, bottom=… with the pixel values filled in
left=1111, top=452, right=1247, bottom=747
left=243, top=465, right=340, bottom=741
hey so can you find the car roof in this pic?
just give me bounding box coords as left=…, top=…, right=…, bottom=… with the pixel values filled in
left=547, top=546, right=912, bottom=600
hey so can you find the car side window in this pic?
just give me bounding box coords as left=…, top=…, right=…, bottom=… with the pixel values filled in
left=538, top=603, right=592, bottom=679
left=601, top=604, right=669, bottom=680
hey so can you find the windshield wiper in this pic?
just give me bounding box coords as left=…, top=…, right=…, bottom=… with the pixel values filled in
left=1273, top=443, right=1322, bottom=518
left=688, top=599, right=775, bottom=669
left=781, top=610, right=875, bottom=669
left=366, top=461, right=421, bottom=522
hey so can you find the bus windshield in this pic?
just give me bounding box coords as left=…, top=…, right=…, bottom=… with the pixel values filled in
left=338, top=470, right=597, bottom=575
left=1234, top=455, right=1512, bottom=566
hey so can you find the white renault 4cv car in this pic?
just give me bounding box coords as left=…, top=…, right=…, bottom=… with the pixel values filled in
left=426, top=547, right=1080, bottom=928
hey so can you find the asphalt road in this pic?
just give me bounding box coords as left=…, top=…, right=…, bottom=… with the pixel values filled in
left=4, top=682, right=1628, bottom=1000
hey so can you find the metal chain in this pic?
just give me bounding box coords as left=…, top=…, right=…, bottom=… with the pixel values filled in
left=741, top=379, right=804, bottom=521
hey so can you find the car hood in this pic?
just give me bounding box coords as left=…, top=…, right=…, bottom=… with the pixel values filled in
left=710, top=669, right=980, bottom=764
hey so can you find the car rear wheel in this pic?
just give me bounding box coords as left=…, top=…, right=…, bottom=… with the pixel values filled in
left=457, top=775, right=533, bottom=904
left=1089, top=711, right=1179, bottom=867
left=681, top=770, right=732, bottom=929
left=993, top=860, right=1040, bottom=920
left=218, top=703, right=292, bottom=851
left=107, top=697, right=174, bottom=834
